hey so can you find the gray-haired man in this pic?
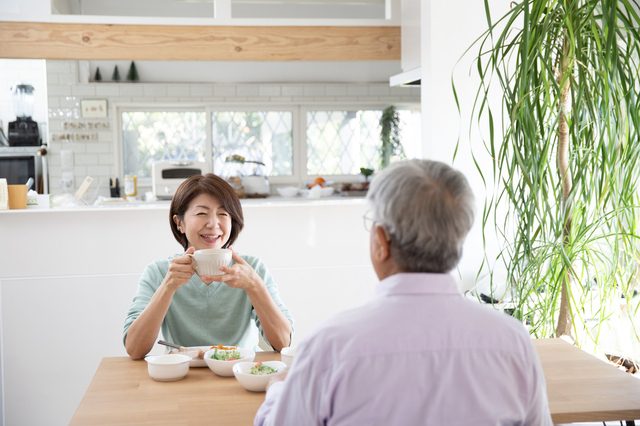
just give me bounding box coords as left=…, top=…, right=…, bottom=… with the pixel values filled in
left=255, top=159, right=552, bottom=426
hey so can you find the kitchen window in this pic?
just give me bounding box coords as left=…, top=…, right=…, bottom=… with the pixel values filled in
left=122, top=110, right=207, bottom=179
left=120, top=105, right=420, bottom=186
left=211, top=110, right=294, bottom=178
left=305, top=109, right=418, bottom=176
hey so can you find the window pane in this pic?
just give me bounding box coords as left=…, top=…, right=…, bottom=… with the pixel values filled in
left=306, top=109, right=419, bottom=176
left=212, top=111, right=293, bottom=177
left=122, top=111, right=206, bottom=178
left=306, top=110, right=382, bottom=176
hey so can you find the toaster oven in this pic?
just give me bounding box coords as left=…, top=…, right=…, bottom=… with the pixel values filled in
left=152, top=160, right=208, bottom=199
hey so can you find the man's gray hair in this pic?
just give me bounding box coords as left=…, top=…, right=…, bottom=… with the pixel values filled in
left=366, top=159, right=475, bottom=273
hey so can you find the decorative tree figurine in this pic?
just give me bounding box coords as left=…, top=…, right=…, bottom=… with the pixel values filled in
left=112, top=65, right=121, bottom=81
left=94, top=67, right=102, bottom=81
left=126, top=61, right=139, bottom=82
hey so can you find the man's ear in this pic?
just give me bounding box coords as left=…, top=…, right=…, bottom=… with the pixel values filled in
left=373, top=225, right=392, bottom=262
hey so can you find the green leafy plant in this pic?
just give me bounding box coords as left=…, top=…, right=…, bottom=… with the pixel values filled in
left=458, top=0, right=640, bottom=355
left=360, top=167, right=374, bottom=181
left=379, top=106, right=405, bottom=169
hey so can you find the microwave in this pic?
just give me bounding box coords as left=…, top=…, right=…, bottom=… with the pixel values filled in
left=152, top=160, right=208, bottom=199
left=0, top=145, right=49, bottom=193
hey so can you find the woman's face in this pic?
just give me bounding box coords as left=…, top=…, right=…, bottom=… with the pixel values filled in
left=173, top=193, right=232, bottom=251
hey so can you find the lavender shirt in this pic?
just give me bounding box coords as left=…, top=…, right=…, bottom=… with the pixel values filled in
left=255, top=273, right=552, bottom=426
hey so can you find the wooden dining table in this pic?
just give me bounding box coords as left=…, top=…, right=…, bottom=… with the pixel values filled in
left=534, top=338, right=640, bottom=424
left=71, top=339, right=640, bottom=425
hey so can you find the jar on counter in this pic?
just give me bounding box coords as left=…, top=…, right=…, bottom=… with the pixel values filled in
left=124, top=175, right=137, bottom=197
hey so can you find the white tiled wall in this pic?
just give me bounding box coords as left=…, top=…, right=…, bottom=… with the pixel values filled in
left=46, top=60, right=420, bottom=197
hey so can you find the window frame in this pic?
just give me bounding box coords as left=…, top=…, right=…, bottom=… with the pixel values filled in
left=206, top=104, right=299, bottom=185
left=116, top=104, right=210, bottom=189
left=115, top=101, right=420, bottom=190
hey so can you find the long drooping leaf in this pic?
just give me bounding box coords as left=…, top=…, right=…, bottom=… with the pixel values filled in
left=455, top=0, right=640, bottom=356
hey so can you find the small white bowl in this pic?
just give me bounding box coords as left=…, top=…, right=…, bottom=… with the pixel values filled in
left=203, top=347, right=256, bottom=377
left=145, top=354, right=191, bottom=381
left=280, top=346, right=296, bottom=367
left=232, top=361, right=288, bottom=392
left=277, top=187, right=299, bottom=197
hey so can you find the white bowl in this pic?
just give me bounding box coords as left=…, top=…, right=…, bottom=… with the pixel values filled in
left=320, top=187, right=335, bottom=197
left=145, top=354, right=191, bottom=381
left=280, top=346, right=296, bottom=367
left=232, top=361, right=288, bottom=392
left=277, top=187, right=299, bottom=197
left=203, top=347, right=255, bottom=377
left=167, top=346, right=211, bottom=367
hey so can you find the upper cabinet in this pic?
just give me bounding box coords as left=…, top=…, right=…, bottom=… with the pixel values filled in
left=52, top=0, right=389, bottom=21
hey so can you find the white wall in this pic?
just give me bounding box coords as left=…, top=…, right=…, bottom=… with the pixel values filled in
left=422, top=0, right=510, bottom=294
left=0, top=59, right=48, bottom=141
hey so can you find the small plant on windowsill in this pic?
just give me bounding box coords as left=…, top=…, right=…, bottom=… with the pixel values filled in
left=359, top=167, right=374, bottom=182
left=225, top=154, right=265, bottom=167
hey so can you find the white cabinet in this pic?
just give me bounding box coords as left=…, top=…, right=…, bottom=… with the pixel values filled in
left=0, top=199, right=376, bottom=426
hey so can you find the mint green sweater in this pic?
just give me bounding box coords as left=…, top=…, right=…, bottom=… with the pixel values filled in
left=123, top=253, right=294, bottom=351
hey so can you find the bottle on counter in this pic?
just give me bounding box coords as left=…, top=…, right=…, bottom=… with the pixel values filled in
left=124, top=175, right=137, bottom=198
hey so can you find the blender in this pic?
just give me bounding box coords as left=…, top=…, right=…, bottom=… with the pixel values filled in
left=8, top=84, right=41, bottom=146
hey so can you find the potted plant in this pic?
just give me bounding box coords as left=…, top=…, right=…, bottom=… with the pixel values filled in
left=458, top=0, right=640, bottom=358
left=379, top=106, right=405, bottom=169
left=359, top=167, right=374, bottom=182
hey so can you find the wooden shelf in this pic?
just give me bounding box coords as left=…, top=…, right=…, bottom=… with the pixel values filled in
left=0, top=21, right=400, bottom=62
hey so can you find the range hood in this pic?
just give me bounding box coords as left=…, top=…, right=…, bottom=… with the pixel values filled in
left=389, top=67, right=421, bottom=87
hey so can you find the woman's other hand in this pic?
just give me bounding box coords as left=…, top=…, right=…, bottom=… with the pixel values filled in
left=163, top=246, right=196, bottom=292
left=207, top=247, right=262, bottom=291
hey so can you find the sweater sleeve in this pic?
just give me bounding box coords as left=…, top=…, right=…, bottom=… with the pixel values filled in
left=244, top=255, right=295, bottom=349
left=122, top=260, right=166, bottom=346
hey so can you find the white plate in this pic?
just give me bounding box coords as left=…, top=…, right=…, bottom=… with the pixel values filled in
left=167, top=346, right=211, bottom=368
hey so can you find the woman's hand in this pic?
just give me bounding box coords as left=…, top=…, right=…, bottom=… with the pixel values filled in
left=205, top=247, right=262, bottom=292
left=162, top=247, right=197, bottom=292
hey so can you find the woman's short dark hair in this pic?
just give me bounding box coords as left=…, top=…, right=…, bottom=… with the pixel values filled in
left=169, top=173, right=244, bottom=250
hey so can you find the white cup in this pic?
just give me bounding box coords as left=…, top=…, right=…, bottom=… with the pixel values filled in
left=188, top=249, right=232, bottom=276
left=280, top=346, right=296, bottom=367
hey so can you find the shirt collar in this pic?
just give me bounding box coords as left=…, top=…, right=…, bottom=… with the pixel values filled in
left=375, top=273, right=462, bottom=297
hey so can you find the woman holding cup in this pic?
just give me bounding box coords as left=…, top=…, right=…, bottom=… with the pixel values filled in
left=124, top=174, right=294, bottom=360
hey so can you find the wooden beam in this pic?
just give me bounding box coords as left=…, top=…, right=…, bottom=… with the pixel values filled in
left=0, top=21, right=400, bottom=61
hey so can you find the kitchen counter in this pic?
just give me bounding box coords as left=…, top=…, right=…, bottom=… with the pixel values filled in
left=0, top=196, right=375, bottom=425
left=0, top=194, right=366, bottom=213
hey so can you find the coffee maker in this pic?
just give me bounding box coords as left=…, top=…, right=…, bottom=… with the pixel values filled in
left=8, top=84, right=40, bottom=147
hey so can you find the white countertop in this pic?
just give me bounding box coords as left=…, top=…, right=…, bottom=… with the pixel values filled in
left=0, top=194, right=367, bottom=213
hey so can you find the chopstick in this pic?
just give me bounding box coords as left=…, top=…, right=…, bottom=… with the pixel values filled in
left=158, top=340, right=183, bottom=350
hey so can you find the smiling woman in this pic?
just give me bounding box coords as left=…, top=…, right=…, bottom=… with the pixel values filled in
left=123, top=173, right=294, bottom=360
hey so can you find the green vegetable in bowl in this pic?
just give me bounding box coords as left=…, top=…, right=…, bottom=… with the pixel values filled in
left=210, top=349, right=242, bottom=361
left=249, top=362, right=278, bottom=375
